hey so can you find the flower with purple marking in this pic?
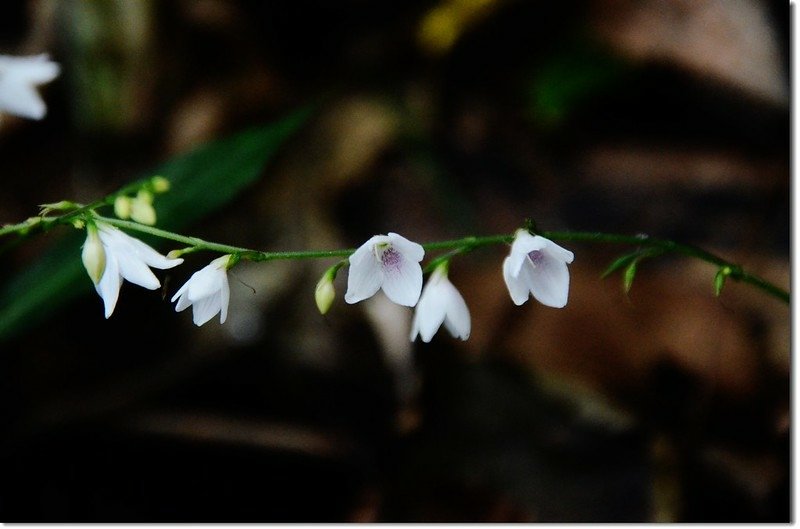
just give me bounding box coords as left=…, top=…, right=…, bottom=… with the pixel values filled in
left=503, top=229, right=574, bottom=308
left=345, top=232, right=425, bottom=307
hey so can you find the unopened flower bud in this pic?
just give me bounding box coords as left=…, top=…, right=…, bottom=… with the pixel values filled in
left=150, top=176, right=170, bottom=193
left=130, top=192, right=157, bottom=225
left=114, top=195, right=132, bottom=219
left=39, top=200, right=77, bottom=215
left=137, top=189, right=154, bottom=204
left=315, top=270, right=337, bottom=315
left=81, top=224, right=106, bottom=285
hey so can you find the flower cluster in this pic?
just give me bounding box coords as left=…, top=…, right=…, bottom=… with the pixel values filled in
left=81, top=220, right=573, bottom=339
left=343, top=228, right=573, bottom=342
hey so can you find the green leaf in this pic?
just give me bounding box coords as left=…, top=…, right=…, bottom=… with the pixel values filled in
left=601, top=250, right=643, bottom=279
left=0, top=108, right=311, bottom=343
left=623, top=260, right=638, bottom=295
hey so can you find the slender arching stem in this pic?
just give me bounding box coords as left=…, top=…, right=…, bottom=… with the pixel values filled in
left=0, top=210, right=789, bottom=304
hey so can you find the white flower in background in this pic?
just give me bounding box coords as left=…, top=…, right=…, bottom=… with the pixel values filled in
left=0, top=54, right=60, bottom=120
left=345, top=232, right=425, bottom=307
left=410, top=263, right=470, bottom=343
left=503, top=229, right=574, bottom=308
left=172, top=255, right=232, bottom=326
left=82, top=221, right=183, bottom=318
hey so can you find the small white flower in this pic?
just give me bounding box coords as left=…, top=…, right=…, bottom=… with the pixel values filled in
left=503, top=229, right=574, bottom=308
left=84, top=221, right=184, bottom=318
left=0, top=54, right=60, bottom=120
left=345, top=232, right=425, bottom=307
left=410, top=264, right=470, bottom=342
left=171, top=255, right=232, bottom=326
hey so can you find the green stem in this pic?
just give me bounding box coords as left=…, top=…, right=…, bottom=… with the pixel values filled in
left=541, top=231, right=789, bottom=303
left=3, top=212, right=789, bottom=304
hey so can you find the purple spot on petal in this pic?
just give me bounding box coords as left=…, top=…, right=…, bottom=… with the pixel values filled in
left=528, top=250, right=544, bottom=267
left=381, top=246, right=402, bottom=271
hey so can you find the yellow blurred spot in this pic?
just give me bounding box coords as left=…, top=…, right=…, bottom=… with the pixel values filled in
left=418, top=0, right=499, bottom=55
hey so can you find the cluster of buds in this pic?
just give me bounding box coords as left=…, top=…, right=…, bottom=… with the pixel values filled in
left=113, top=176, right=170, bottom=226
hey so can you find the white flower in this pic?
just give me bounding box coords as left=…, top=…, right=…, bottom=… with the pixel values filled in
left=345, top=232, right=425, bottom=307
left=410, top=264, right=470, bottom=342
left=0, top=54, right=60, bottom=120
left=83, top=221, right=184, bottom=318
left=171, top=255, right=232, bottom=326
left=502, top=229, right=574, bottom=308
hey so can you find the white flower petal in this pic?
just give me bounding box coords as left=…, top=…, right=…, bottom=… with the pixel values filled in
left=171, top=255, right=231, bottom=326
left=125, top=235, right=184, bottom=270
left=0, top=54, right=60, bottom=120
left=116, top=255, right=161, bottom=290
left=345, top=244, right=384, bottom=304
left=219, top=275, right=230, bottom=324
left=413, top=282, right=448, bottom=342
left=507, top=231, right=546, bottom=277
left=172, top=289, right=192, bottom=312
left=96, top=253, right=122, bottom=318
left=442, top=283, right=471, bottom=340
left=186, top=268, right=223, bottom=301
left=525, top=254, right=570, bottom=308
left=191, top=295, right=221, bottom=326
left=0, top=54, right=60, bottom=83
left=381, top=256, right=422, bottom=307
left=503, top=255, right=531, bottom=305
left=543, top=238, right=574, bottom=264
left=88, top=222, right=183, bottom=314
left=0, top=81, right=46, bottom=120
left=387, top=232, right=424, bottom=262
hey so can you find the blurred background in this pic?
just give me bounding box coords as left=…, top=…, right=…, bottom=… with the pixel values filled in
left=0, top=0, right=789, bottom=522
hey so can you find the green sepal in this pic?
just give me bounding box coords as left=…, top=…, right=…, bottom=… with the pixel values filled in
left=714, top=266, right=732, bottom=297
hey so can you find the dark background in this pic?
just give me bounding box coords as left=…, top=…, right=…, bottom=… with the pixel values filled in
left=0, top=0, right=790, bottom=522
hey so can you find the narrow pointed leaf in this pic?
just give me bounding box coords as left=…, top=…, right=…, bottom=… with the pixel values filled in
left=602, top=250, right=644, bottom=279
left=623, top=260, right=638, bottom=294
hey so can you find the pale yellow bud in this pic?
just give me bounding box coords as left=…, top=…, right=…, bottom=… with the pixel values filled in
left=113, top=196, right=132, bottom=219
left=130, top=196, right=157, bottom=225
left=137, top=189, right=154, bottom=204
left=315, top=273, right=336, bottom=315
left=81, top=225, right=106, bottom=285
left=150, top=176, right=170, bottom=193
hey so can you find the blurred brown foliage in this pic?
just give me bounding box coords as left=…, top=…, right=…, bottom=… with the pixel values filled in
left=0, top=0, right=789, bottom=522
